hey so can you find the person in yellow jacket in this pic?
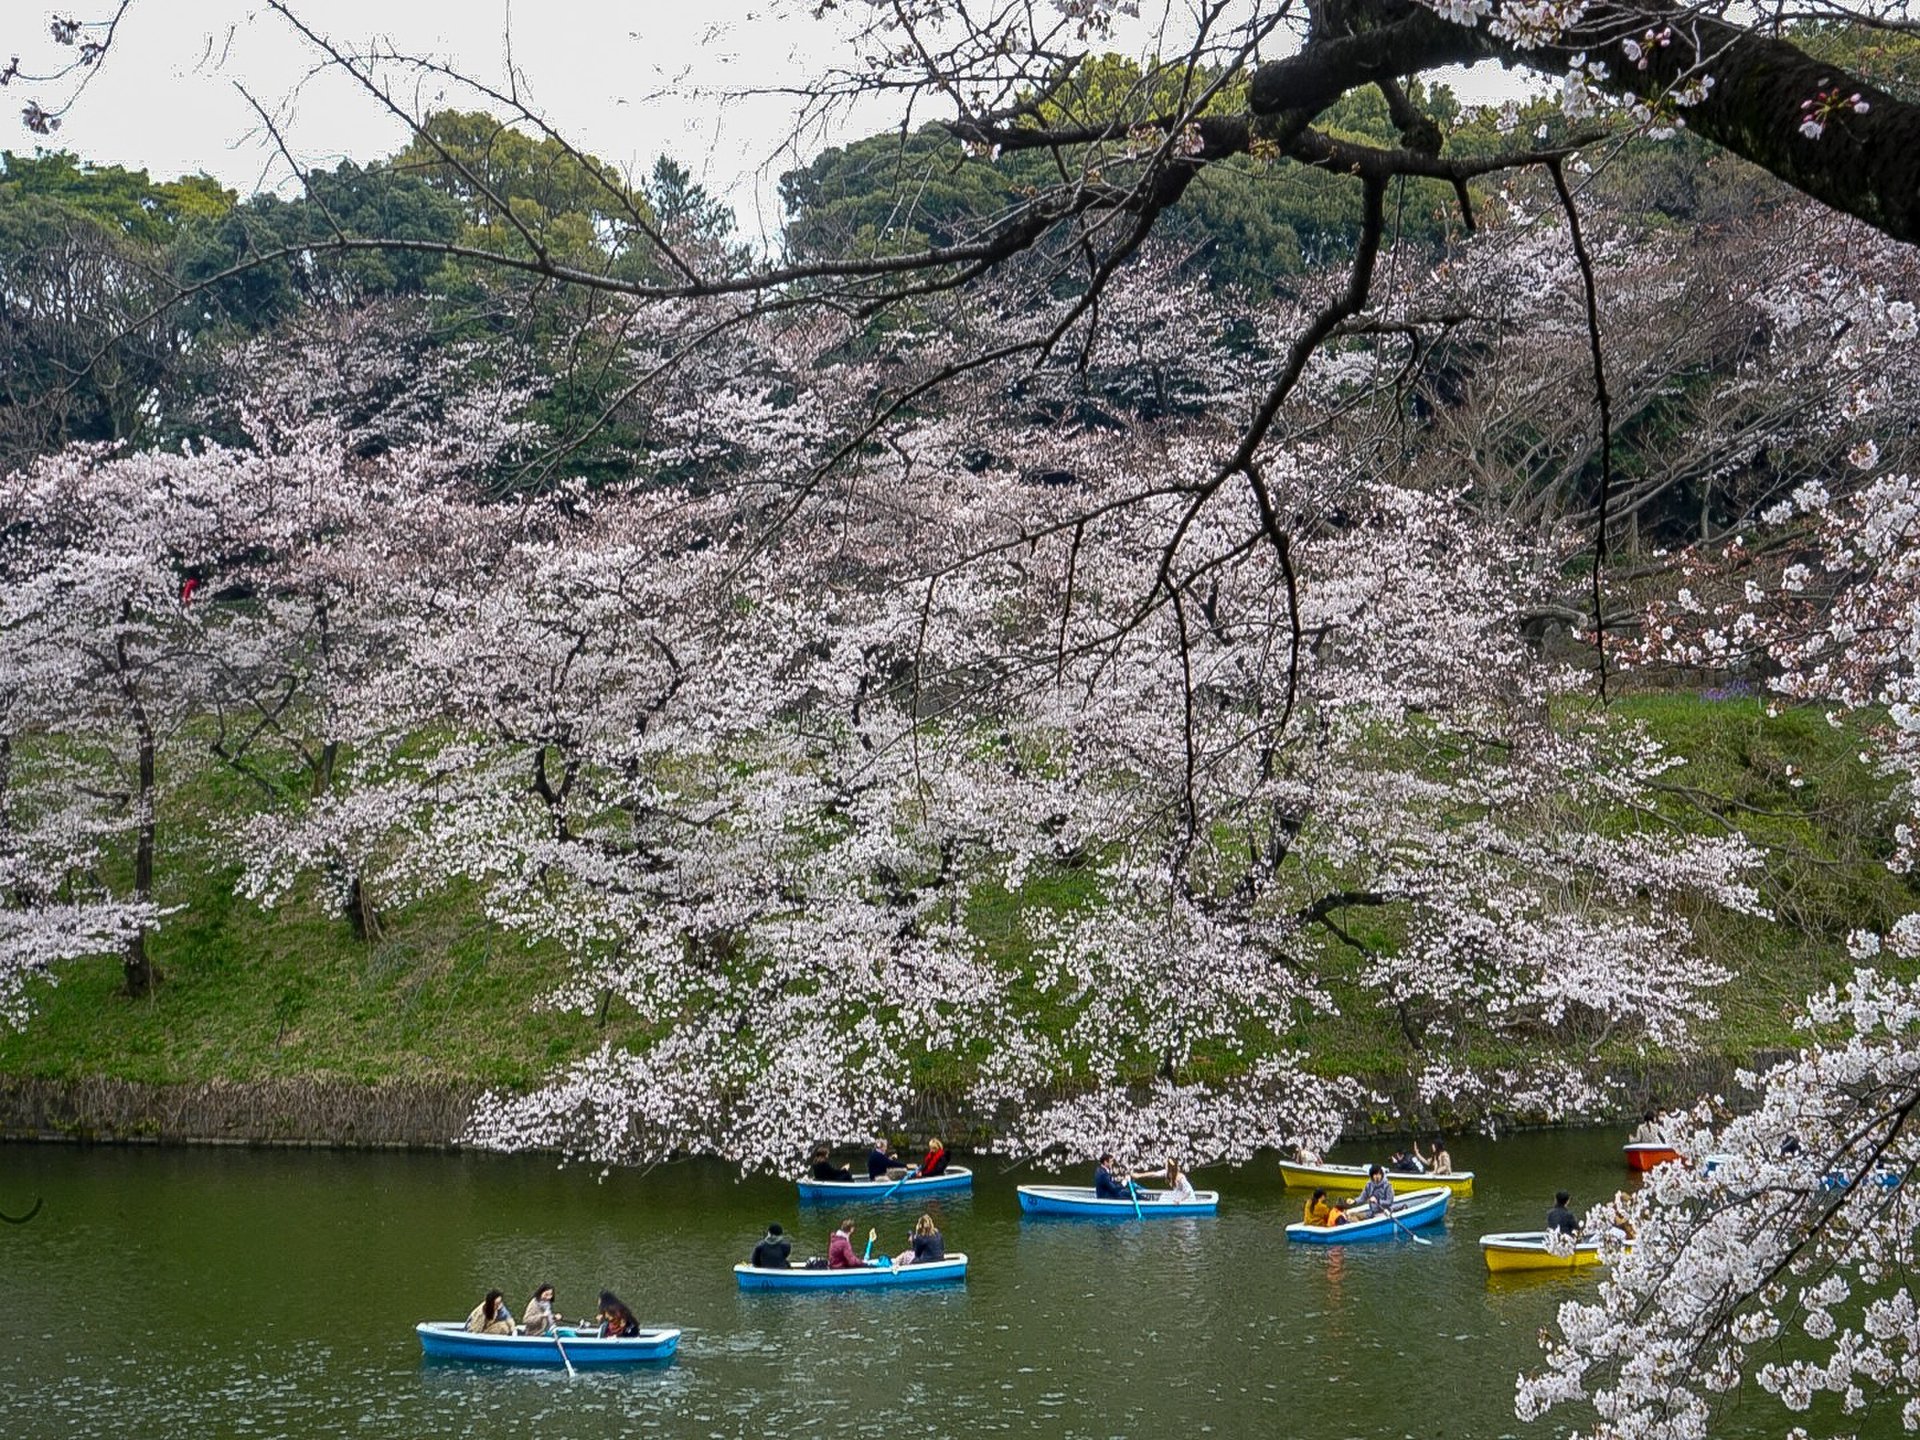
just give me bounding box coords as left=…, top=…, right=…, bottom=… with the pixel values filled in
left=1303, top=1188, right=1346, bottom=1226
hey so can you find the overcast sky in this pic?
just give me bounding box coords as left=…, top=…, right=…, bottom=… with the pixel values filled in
left=11, top=2, right=1538, bottom=244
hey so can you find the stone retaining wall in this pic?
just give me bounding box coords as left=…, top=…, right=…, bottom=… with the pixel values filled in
left=0, top=1076, right=486, bottom=1149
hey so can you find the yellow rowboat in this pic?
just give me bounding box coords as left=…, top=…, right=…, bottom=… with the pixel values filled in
left=1480, top=1231, right=1626, bottom=1273
left=1278, top=1160, right=1475, bottom=1196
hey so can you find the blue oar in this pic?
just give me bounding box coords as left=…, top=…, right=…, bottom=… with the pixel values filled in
left=880, top=1165, right=921, bottom=1200
left=1126, top=1178, right=1143, bottom=1219
left=862, top=1227, right=877, bottom=1262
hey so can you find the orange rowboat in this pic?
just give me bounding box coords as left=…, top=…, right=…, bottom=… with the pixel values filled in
left=1623, top=1142, right=1684, bottom=1172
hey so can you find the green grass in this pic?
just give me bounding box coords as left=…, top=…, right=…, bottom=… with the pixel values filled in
left=3, top=691, right=1914, bottom=1103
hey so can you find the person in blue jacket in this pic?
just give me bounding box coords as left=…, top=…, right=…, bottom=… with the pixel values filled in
left=1093, top=1152, right=1133, bottom=1200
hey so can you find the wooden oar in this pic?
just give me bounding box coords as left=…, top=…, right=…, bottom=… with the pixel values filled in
left=879, top=1165, right=921, bottom=1200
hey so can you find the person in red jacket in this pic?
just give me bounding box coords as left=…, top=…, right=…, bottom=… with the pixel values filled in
left=827, top=1219, right=876, bottom=1269
left=919, top=1135, right=950, bottom=1177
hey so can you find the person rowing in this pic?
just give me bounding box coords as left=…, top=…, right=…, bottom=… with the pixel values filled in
left=1093, top=1152, right=1133, bottom=1200
left=827, top=1218, right=881, bottom=1269
left=865, top=1136, right=907, bottom=1181
left=1358, top=1164, right=1396, bottom=1216
left=520, top=1283, right=561, bottom=1336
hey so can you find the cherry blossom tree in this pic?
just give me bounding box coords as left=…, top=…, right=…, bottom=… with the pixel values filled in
left=1517, top=248, right=1920, bottom=1437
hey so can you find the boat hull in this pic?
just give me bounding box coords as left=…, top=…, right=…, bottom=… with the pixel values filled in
left=1624, top=1143, right=1684, bottom=1172
left=415, top=1322, right=679, bottom=1366
left=1479, top=1231, right=1608, bottom=1272
left=1015, top=1185, right=1219, bottom=1217
left=1278, top=1160, right=1475, bottom=1195
left=796, top=1167, right=973, bottom=1202
left=1284, top=1186, right=1450, bottom=1243
left=733, top=1255, right=968, bottom=1290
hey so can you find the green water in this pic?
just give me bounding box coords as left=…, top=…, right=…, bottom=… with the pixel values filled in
left=0, top=1131, right=1780, bottom=1438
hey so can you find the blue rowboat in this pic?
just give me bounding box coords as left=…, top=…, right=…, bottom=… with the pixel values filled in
left=1284, top=1185, right=1450, bottom=1243
left=1015, top=1184, right=1219, bottom=1217
left=414, top=1322, right=680, bottom=1366
left=1704, top=1153, right=1901, bottom=1189
left=733, top=1255, right=968, bottom=1290
left=796, top=1167, right=974, bottom=1202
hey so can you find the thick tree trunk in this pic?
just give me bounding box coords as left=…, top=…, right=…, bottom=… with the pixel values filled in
left=1249, top=1, right=1920, bottom=246
left=124, top=723, right=160, bottom=999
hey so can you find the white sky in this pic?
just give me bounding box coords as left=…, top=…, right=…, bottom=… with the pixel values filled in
left=11, top=2, right=1537, bottom=245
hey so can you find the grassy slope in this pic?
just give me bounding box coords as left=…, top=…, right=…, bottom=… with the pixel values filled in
left=2, top=694, right=1912, bottom=1097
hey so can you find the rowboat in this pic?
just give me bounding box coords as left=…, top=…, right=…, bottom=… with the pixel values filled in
left=1278, top=1159, right=1475, bottom=1195
left=796, top=1167, right=973, bottom=1202
left=733, top=1255, right=968, bottom=1290
left=1015, top=1184, right=1219, bottom=1217
left=415, top=1321, right=680, bottom=1366
left=1623, top=1142, right=1684, bottom=1171
left=1284, top=1185, right=1450, bottom=1243
left=1479, top=1231, right=1616, bottom=1272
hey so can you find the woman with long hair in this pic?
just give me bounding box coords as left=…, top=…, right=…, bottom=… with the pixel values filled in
left=893, top=1212, right=945, bottom=1265
left=1163, top=1158, right=1196, bottom=1202
left=520, top=1283, right=559, bottom=1336
left=465, top=1288, right=515, bottom=1335
left=594, top=1289, right=640, bottom=1338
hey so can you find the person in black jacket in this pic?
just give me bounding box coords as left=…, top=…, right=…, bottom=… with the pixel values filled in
left=866, top=1137, right=905, bottom=1180
left=809, top=1145, right=853, bottom=1182
left=750, top=1223, right=792, bottom=1269
left=1546, top=1191, right=1578, bottom=1236
left=892, top=1213, right=945, bottom=1265
left=594, top=1290, right=640, bottom=1337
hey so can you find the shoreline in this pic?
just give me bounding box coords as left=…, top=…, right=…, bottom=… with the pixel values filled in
left=0, top=1050, right=1783, bottom=1155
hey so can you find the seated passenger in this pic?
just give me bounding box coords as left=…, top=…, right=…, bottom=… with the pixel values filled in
left=1093, top=1153, right=1132, bottom=1200
left=750, top=1222, right=793, bottom=1270
left=1417, top=1138, right=1453, bottom=1175
left=1387, top=1148, right=1425, bottom=1174
left=1161, top=1158, right=1196, bottom=1202
left=1303, top=1188, right=1342, bottom=1226
left=893, top=1213, right=946, bottom=1265
left=594, top=1289, right=640, bottom=1338
left=809, top=1145, right=853, bottom=1182
left=919, top=1135, right=950, bottom=1177
left=465, top=1288, right=515, bottom=1335
left=1546, top=1190, right=1579, bottom=1237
